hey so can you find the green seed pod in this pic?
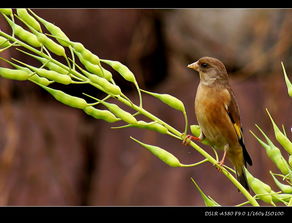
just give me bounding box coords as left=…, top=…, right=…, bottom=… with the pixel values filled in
left=16, top=8, right=41, bottom=32
left=35, top=68, right=71, bottom=85
left=142, top=89, right=185, bottom=112
left=100, top=101, right=137, bottom=124
left=101, top=59, right=136, bottom=83
left=272, top=193, right=292, bottom=203
left=28, top=74, right=53, bottom=86
left=0, top=67, right=31, bottom=81
left=76, top=52, right=112, bottom=81
left=39, top=84, right=88, bottom=109
left=83, top=106, right=119, bottom=123
left=253, top=126, right=291, bottom=175
left=133, top=121, right=168, bottom=134
left=131, top=137, right=182, bottom=167
left=3, top=15, right=41, bottom=48
left=15, top=60, right=72, bottom=85
left=0, top=36, right=11, bottom=48
left=36, top=33, right=65, bottom=57
left=289, top=155, right=292, bottom=167
left=270, top=171, right=292, bottom=193
left=191, top=178, right=220, bottom=207
left=0, top=8, right=13, bottom=16
left=245, top=170, right=274, bottom=205
left=266, top=109, right=292, bottom=155
left=72, top=42, right=100, bottom=65
left=281, top=62, right=292, bottom=97
left=86, top=72, right=121, bottom=96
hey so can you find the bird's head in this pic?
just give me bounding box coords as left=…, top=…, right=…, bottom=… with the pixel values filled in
left=187, top=57, right=229, bottom=85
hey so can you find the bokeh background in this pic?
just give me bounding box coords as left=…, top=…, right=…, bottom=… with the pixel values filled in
left=0, top=8, right=291, bottom=206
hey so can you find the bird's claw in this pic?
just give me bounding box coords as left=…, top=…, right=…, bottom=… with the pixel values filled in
left=182, top=134, right=200, bottom=146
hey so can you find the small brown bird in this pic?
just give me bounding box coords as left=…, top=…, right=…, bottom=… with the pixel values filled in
left=187, top=56, right=252, bottom=191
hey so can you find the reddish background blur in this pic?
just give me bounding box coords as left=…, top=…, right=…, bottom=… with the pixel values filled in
left=0, top=9, right=291, bottom=206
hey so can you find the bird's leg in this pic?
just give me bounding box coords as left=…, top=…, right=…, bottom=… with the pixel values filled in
left=182, top=132, right=204, bottom=145
left=216, top=144, right=228, bottom=171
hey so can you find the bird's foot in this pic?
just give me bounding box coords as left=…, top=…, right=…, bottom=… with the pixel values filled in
left=216, top=149, right=227, bottom=172
left=182, top=135, right=200, bottom=146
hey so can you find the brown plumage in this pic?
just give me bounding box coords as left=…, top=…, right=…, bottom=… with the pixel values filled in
left=187, top=56, right=252, bottom=191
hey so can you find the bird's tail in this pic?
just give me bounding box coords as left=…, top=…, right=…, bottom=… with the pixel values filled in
left=230, top=149, right=250, bottom=191
left=236, top=166, right=249, bottom=192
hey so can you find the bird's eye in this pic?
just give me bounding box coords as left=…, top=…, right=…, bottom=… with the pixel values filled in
left=201, top=63, right=208, bottom=68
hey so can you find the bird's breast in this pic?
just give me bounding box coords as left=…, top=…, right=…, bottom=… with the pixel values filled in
left=195, top=83, right=237, bottom=149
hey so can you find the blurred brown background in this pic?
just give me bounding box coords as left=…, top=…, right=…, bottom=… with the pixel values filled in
left=0, top=9, right=291, bottom=206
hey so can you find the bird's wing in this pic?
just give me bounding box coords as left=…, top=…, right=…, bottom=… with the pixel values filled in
left=224, top=88, right=253, bottom=166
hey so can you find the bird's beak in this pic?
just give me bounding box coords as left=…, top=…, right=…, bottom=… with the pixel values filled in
left=187, top=61, right=199, bottom=71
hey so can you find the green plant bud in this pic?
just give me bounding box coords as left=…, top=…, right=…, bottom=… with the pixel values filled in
left=83, top=106, right=120, bottom=123
left=0, top=8, right=13, bottom=16
left=281, top=62, right=292, bottom=97
left=0, top=36, right=11, bottom=48
left=101, top=59, right=136, bottom=83
left=16, top=9, right=41, bottom=32
left=141, top=89, right=185, bottom=112
left=36, top=33, right=65, bottom=57
left=100, top=101, right=137, bottom=124
left=28, top=74, right=52, bottom=86
left=86, top=72, right=121, bottom=96
left=190, top=125, right=209, bottom=145
left=133, top=121, right=168, bottom=134
left=39, top=84, right=88, bottom=109
left=270, top=171, right=292, bottom=193
left=191, top=178, right=220, bottom=206
left=266, top=109, right=292, bottom=155
left=252, top=126, right=291, bottom=175
left=130, top=137, right=182, bottom=167
left=77, top=52, right=112, bottom=81
left=0, top=67, right=31, bottom=81
left=245, top=170, right=274, bottom=205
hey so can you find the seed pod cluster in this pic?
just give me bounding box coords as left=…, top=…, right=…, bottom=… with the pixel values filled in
left=131, top=137, right=182, bottom=167
left=245, top=170, right=275, bottom=205
left=266, top=109, right=292, bottom=155
left=252, top=125, right=291, bottom=176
